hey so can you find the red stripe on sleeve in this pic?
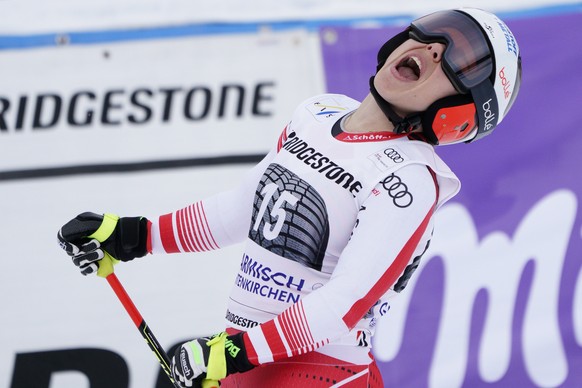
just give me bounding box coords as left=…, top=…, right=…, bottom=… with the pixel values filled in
left=284, top=308, right=305, bottom=351
left=296, top=302, right=314, bottom=344
left=191, top=203, right=210, bottom=251
left=242, top=332, right=260, bottom=366
left=288, top=302, right=311, bottom=351
left=184, top=206, right=202, bottom=252
left=159, top=213, right=180, bottom=253
left=279, top=312, right=300, bottom=354
left=179, top=209, right=192, bottom=251
left=176, top=209, right=192, bottom=252
left=157, top=202, right=220, bottom=254
left=342, top=179, right=438, bottom=328
left=260, top=320, right=288, bottom=361
left=274, top=301, right=315, bottom=357
left=198, top=202, right=219, bottom=249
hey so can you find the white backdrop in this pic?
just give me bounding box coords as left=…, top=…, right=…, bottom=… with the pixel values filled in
left=0, top=166, right=249, bottom=387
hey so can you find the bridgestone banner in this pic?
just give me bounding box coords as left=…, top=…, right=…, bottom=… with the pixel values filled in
left=0, top=29, right=325, bottom=172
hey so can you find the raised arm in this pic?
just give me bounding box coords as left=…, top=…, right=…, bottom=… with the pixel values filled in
left=242, top=164, right=439, bottom=363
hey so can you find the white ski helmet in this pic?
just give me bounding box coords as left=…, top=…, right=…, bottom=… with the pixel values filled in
left=370, top=8, right=522, bottom=145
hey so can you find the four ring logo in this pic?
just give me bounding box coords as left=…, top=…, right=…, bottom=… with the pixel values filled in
left=381, top=174, right=413, bottom=208
left=383, top=148, right=404, bottom=163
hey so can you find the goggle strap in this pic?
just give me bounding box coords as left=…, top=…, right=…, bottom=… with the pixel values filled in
left=468, top=80, right=499, bottom=142
left=376, top=30, right=410, bottom=72
left=369, top=76, right=421, bottom=134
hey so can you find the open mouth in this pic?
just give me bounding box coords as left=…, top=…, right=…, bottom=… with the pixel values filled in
left=396, top=56, right=422, bottom=80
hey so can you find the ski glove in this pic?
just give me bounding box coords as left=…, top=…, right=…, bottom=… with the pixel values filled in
left=57, top=212, right=150, bottom=276
left=171, top=332, right=255, bottom=388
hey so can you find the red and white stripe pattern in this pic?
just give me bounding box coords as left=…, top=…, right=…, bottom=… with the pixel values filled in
left=245, top=300, right=329, bottom=364
left=158, top=201, right=219, bottom=253
left=276, top=125, right=289, bottom=152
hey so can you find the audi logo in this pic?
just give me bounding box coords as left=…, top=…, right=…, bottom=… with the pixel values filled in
left=381, top=174, right=413, bottom=208
left=383, top=148, right=404, bottom=163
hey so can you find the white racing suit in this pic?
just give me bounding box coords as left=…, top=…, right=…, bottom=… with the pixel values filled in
left=151, top=94, right=460, bottom=386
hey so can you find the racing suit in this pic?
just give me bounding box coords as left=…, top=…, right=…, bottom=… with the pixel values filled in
left=151, top=94, right=460, bottom=386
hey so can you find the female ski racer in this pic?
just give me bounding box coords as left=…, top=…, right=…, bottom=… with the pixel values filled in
left=58, top=7, right=522, bottom=387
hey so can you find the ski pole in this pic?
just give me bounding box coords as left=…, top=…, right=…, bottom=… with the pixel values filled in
left=97, top=253, right=180, bottom=388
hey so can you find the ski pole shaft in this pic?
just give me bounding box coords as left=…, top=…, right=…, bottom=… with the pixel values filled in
left=105, top=272, right=180, bottom=388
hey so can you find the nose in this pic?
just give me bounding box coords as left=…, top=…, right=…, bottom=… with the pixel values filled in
left=426, top=43, right=445, bottom=62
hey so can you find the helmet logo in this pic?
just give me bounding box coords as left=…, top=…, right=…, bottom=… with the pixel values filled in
left=499, top=67, right=512, bottom=99
left=483, top=22, right=496, bottom=39
left=497, top=21, right=519, bottom=56
left=482, top=98, right=496, bottom=131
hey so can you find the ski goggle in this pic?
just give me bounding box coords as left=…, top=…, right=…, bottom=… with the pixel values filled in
left=409, top=10, right=494, bottom=94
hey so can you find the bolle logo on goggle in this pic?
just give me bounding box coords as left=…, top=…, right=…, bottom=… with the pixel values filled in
left=499, top=67, right=511, bottom=100
left=482, top=98, right=496, bottom=131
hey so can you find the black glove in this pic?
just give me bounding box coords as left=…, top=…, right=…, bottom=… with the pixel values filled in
left=57, top=212, right=150, bottom=276
left=171, top=332, right=255, bottom=388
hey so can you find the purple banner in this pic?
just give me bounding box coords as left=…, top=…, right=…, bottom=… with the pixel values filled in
left=322, top=12, right=582, bottom=387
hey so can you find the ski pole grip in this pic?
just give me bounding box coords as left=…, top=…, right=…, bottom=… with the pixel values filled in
left=202, top=379, right=220, bottom=388
left=87, top=213, right=121, bottom=278
left=97, top=251, right=119, bottom=278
